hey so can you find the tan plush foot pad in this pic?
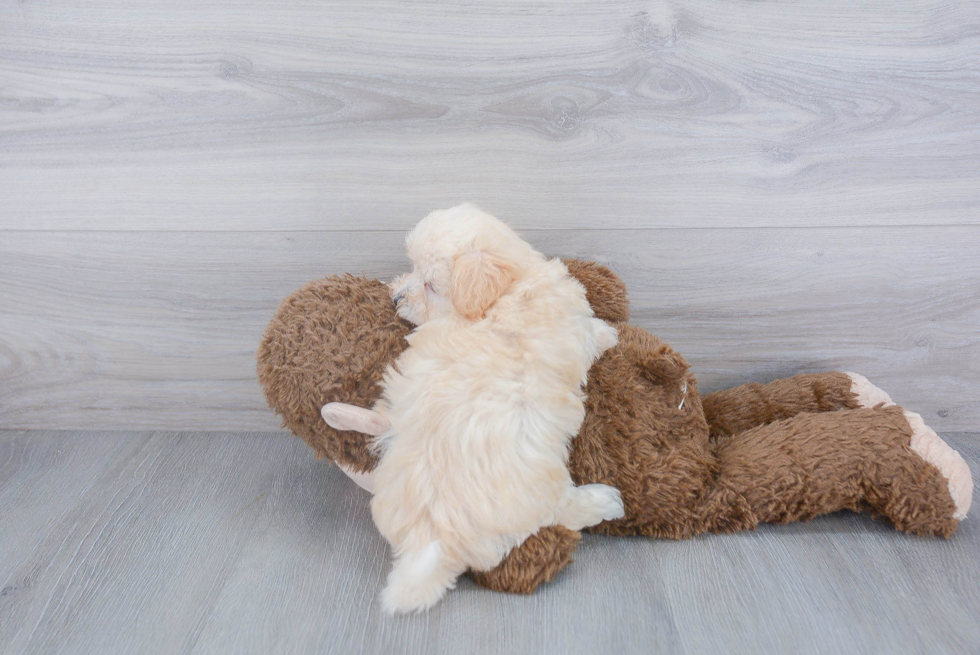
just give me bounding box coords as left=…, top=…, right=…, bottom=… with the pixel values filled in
left=846, top=372, right=896, bottom=409
left=903, top=409, right=973, bottom=520
left=847, top=372, right=973, bottom=521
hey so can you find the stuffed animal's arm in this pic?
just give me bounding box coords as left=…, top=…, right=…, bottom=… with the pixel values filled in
left=321, top=402, right=391, bottom=436
left=701, top=372, right=862, bottom=439
left=469, top=526, right=582, bottom=594
left=320, top=402, right=390, bottom=492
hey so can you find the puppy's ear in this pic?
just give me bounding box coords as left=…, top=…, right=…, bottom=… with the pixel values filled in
left=450, top=251, right=518, bottom=320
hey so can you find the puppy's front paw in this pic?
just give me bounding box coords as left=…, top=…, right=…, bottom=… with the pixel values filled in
left=557, top=483, right=625, bottom=530
left=592, top=318, right=619, bottom=354
left=389, top=273, right=426, bottom=325
left=583, top=483, right=625, bottom=522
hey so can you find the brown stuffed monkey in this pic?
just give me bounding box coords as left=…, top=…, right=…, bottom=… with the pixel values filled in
left=257, top=260, right=972, bottom=594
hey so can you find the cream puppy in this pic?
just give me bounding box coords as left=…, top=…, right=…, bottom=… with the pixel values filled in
left=372, top=204, right=623, bottom=613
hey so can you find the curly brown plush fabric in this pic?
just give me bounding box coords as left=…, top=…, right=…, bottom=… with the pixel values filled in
left=701, top=373, right=861, bottom=440
left=257, top=274, right=408, bottom=471
left=561, top=258, right=630, bottom=324
left=469, top=526, right=581, bottom=594
left=257, top=259, right=969, bottom=595
left=697, top=405, right=958, bottom=537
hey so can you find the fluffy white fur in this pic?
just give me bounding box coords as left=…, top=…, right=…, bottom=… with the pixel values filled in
left=372, top=204, right=624, bottom=613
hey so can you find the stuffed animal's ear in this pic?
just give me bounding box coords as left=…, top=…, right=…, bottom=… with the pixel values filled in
left=450, top=250, right=518, bottom=320
left=321, top=402, right=391, bottom=437
left=561, top=258, right=630, bottom=323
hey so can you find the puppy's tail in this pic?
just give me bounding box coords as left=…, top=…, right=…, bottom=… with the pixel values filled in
left=381, top=541, right=459, bottom=614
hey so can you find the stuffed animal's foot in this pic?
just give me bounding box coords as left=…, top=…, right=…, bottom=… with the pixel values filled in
left=902, top=410, right=973, bottom=521
left=846, top=374, right=972, bottom=521
left=381, top=541, right=459, bottom=614
left=554, top=483, right=625, bottom=531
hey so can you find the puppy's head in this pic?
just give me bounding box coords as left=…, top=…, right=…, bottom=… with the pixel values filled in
left=390, top=204, right=533, bottom=324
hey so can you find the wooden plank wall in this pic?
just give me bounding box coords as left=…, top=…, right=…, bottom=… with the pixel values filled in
left=1, top=0, right=978, bottom=431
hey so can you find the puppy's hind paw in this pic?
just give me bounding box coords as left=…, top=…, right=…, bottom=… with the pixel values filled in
left=556, top=483, right=625, bottom=531
left=380, top=542, right=456, bottom=614
left=381, top=578, right=448, bottom=615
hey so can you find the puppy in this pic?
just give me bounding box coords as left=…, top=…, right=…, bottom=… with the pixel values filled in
left=372, top=204, right=623, bottom=613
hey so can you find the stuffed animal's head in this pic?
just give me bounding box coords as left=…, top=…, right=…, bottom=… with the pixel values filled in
left=257, top=274, right=411, bottom=472
left=256, top=259, right=629, bottom=473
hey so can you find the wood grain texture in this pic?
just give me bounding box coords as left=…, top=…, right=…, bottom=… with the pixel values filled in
left=0, top=430, right=977, bottom=655
left=1, top=227, right=977, bottom=431
left=1, top=0, right=979, bottom=230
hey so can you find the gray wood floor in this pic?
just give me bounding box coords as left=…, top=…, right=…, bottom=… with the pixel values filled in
left=0, top=430, right=977, bottom=655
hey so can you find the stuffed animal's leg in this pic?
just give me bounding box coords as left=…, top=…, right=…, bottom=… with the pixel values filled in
left=701, top=372, right=870, bottom=439
left=704, top=405, right=972, bottom=537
